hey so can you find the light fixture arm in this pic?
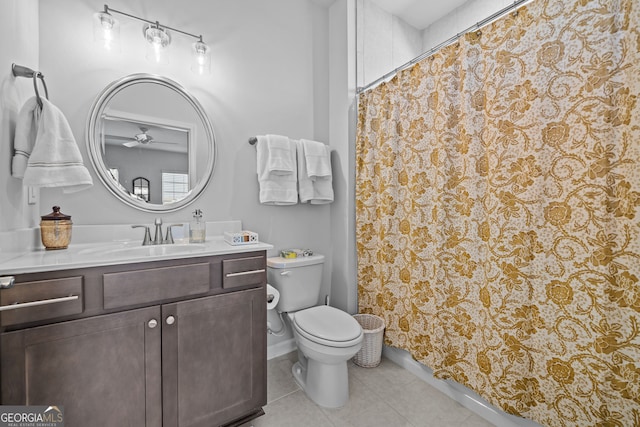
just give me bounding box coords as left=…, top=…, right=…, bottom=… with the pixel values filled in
left=103, top=4, right=204, bottom=42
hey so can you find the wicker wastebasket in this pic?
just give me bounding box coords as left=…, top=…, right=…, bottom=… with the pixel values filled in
left=352, top=314, right=385, bottom=368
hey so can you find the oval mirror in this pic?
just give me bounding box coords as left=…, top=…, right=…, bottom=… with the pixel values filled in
left=86, top=74, right=215, bottom=212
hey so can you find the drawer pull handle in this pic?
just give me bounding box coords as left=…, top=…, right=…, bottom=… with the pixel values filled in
left=0, top=295, right=79, bottom=312
left=0, top=276, right=15, bottom=289
left=148, top=319, right=158, bottom=329
left=166, top=315, right=175, bottom=325
left=225, top=269, right=265, bottom=278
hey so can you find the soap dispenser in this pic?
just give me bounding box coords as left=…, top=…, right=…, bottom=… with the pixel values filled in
left=189, top=209, right=206, bottom=243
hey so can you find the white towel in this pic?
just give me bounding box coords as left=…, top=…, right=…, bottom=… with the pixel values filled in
left=296, top=140, right=333, bottom=204
left=265, top=134, right=296, bottom=175
left=18, top=97, right=93, bottom=193
left=301, top=139, right=332, bottom=180
left=256, top=135, right=298, bottom=205
left=11, top=97, right=40, bottom=179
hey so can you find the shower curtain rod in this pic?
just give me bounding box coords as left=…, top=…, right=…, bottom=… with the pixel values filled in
left=356, top=0, right=532, bottom=94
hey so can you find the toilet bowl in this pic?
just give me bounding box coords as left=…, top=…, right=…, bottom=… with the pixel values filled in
left=289, top=306, right=363, bottom=408
left=267, top=254, right=363, bottom=408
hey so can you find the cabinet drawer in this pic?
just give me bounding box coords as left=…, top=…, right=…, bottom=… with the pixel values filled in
left=222, top=256, right=266, bottom=289
left=0, top=277, right=83, bottom=326
left=103, top=263, right=210, bottom=309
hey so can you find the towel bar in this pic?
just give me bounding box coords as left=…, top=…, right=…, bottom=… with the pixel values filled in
left=248, top=136, right=258, bottom=145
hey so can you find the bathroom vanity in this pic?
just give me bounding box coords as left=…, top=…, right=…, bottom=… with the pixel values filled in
left=0, top=235, right=271, bottom=427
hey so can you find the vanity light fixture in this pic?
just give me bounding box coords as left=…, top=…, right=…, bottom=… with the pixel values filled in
left=92, top=4, right=211, bottom=74
left=93, top=6, right=120, bottom=51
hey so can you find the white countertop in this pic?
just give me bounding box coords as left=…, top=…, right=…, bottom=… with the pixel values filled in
left=0, top=221, right=273, bottom=275
left=0, top=237, right=273, bottom=275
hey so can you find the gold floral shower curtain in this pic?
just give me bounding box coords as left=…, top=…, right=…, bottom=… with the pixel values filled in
left=356, top=0, right=640, bottom=425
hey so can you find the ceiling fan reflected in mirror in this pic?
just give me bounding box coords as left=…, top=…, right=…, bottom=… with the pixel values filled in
left=107, top=126, right=180, bottom=148
left=124, top=127, right=153, bottom=147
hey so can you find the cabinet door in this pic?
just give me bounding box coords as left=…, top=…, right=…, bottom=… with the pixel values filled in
left=1, top=306, right=162, bottom=427
left=162, top=287, right=266, bottom=427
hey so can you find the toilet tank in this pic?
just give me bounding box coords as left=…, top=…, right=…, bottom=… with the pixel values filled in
left=267, top=254, right=325, bottom=312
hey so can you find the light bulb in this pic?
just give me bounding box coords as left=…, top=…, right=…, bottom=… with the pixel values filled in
left=153, top=43, right=162, bottom=63
left=93, top=11, right=120, bottom=52
left=143, top=24, right=171, bottom=65
left=191, top=40, right=211, bottom=75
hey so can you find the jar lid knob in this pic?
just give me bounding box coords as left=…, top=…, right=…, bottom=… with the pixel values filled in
left=41, top=206, right=71, bottom=221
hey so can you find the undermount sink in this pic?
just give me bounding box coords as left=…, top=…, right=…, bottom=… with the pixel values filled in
left=78, top=242, right=206, bottom=257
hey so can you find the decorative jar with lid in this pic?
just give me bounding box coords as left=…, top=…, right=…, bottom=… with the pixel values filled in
left=40, top=206, right=72, bottom=250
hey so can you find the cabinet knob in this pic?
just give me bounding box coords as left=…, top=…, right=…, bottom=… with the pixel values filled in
left=166, top=315, right=176, bottom=325
left=148, top=319, right=158, bottom=329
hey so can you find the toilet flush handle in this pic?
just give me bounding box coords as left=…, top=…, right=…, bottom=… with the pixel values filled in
left=280, top=270, right=291, bottom=276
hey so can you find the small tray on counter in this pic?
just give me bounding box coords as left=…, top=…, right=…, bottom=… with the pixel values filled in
left=224, top=231, right=259, bottom=245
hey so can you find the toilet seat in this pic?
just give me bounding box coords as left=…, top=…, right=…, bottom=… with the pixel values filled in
left=292, top=306, right=363, bottom=348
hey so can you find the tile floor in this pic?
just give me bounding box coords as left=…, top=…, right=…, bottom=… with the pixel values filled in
left=244, top=352, right=496, bottom=427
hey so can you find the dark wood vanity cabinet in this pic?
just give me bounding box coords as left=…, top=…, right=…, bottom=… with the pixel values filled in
left=0, top=252, right=267, bottom=427
left=1, top=306, right=163, bottom=426
left=163, top=288, right=265, bottom=427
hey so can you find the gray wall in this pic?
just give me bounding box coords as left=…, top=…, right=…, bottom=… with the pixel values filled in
left=356, top=0, right=422, bottom=88
left=421, top=0, right=516, bottom=50
left=0, top=0, right=40, bottom=230
left=0, top=0, right=359, bottom=348
left=356, top=0, right=522, bottom=90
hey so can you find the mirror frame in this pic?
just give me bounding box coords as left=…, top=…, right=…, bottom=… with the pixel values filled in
left=86, top=73, right=216, bottom=212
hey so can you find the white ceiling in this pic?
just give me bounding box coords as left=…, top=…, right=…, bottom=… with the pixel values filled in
left=369, top=0, right=470, bottom=30
left=310, top=0, right=470, bottom=30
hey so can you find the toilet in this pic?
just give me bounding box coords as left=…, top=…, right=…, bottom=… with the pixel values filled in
left=267, top=254, right=363, bottom=408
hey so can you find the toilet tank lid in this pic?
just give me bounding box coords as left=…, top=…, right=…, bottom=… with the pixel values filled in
left=267, top=254, right=324, bottom=268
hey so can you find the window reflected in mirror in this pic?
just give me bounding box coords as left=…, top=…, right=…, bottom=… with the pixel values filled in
left=162, top=172, right=189, bottom=204
left=132, top=177, right=150, bottom=202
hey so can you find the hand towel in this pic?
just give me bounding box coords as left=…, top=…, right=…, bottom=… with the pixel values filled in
left=20, top=98, right=93, bottom=193
left=301, top=139, right=332, bottom=180
left=11, top=97, right=40, bottom=179
left=296, top=140, right=334, bottom=204
left=265, top=134, right=296, bottom=175
left=256, top=135, right=298, bottom=205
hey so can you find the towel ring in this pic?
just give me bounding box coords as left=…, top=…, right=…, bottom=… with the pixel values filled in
left=32, top=72, right=49, bottom=109
left=11, top=64, right=49, bottom=109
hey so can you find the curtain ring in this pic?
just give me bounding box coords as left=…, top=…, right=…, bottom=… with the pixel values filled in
left=32, top=72, right=49, bottom=109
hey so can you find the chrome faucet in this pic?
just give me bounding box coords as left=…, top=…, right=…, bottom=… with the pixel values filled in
left=131, top=225, right=152, bottom=245
left=153, top=218, right=163, bottom=245
left=165, top=224, right=184, bottom=244
left=132, top=219, right=184, bottom=246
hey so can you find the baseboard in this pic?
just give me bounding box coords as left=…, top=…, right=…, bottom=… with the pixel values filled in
left=267, top=338, right=297, bottom=360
